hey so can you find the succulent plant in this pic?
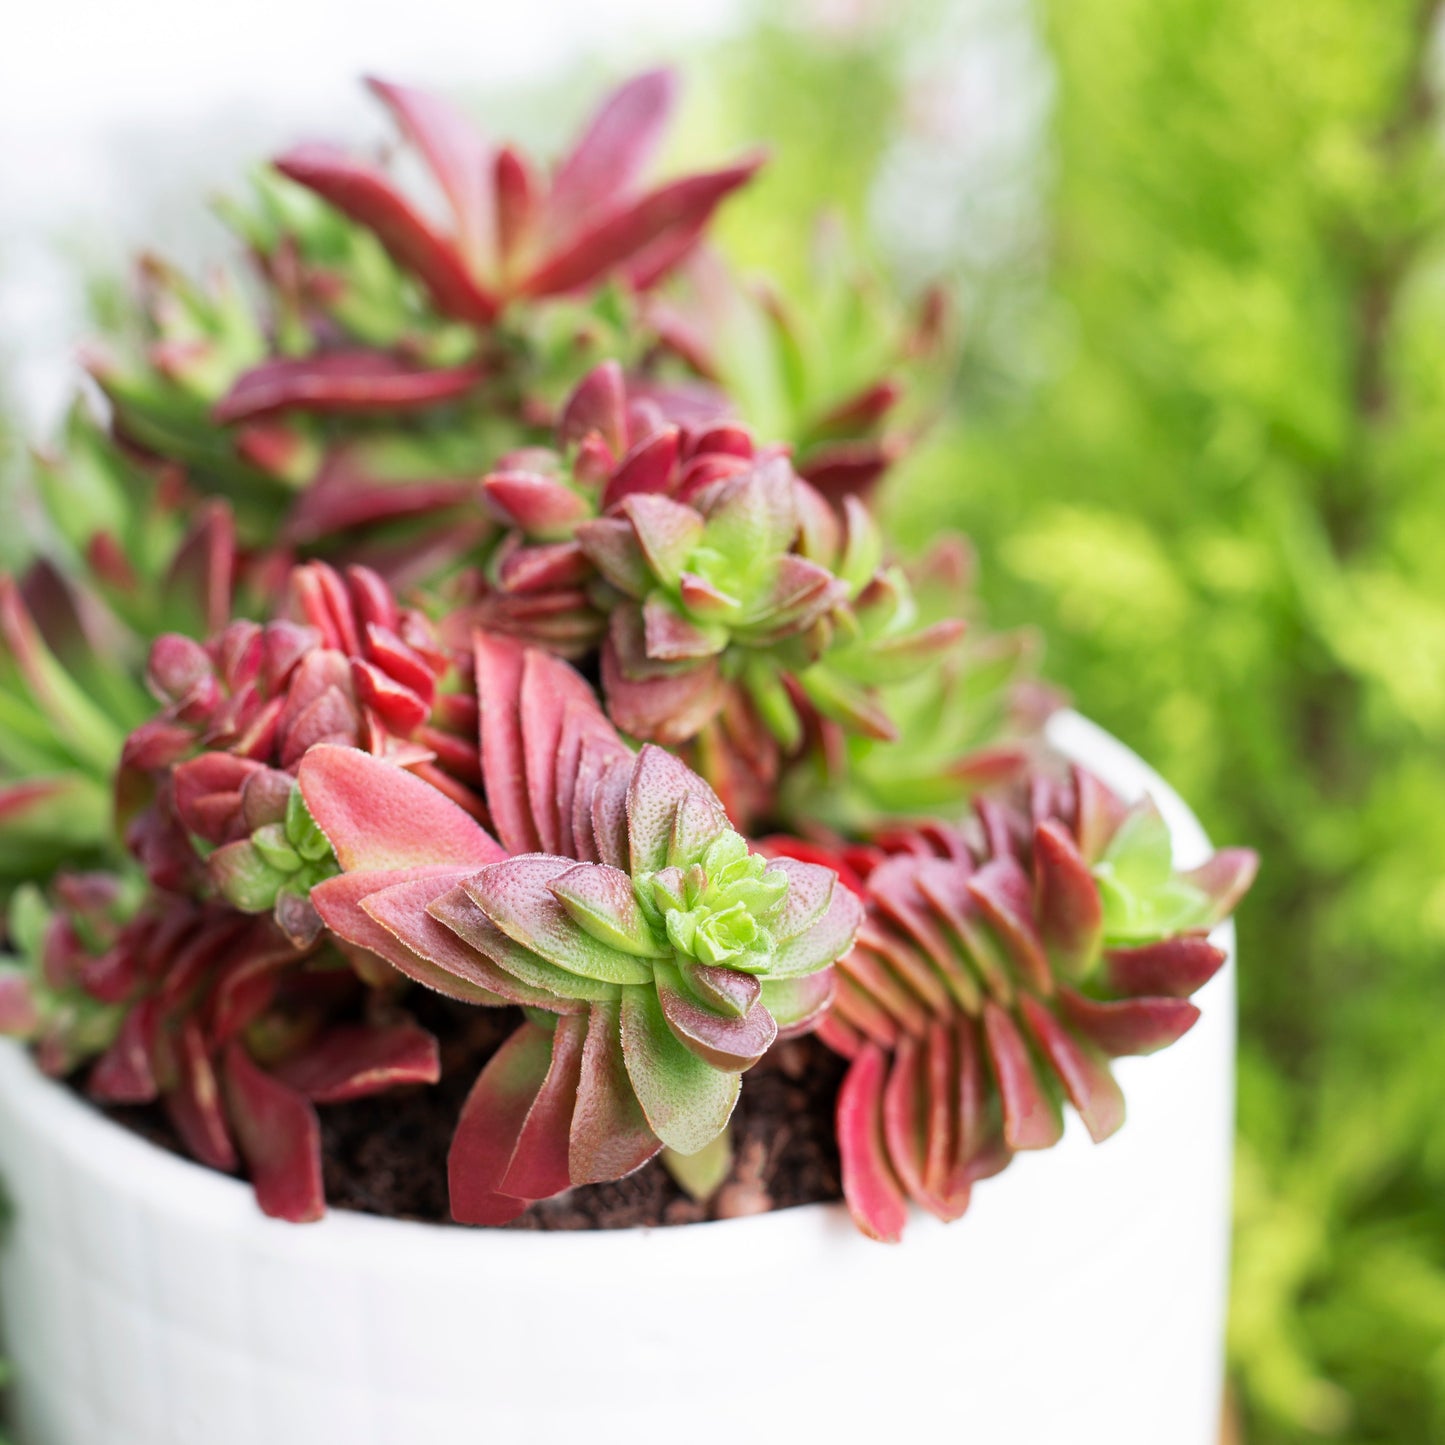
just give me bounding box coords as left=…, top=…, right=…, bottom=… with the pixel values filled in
left=463, top=359, right=755, bottom=657
left=0, top=873, right=141, bottom=1075
left=648, top=230, right=955, bottom=503
left=1, top=64, right=1257, bottom=1243
left=274, top=70, right=761, bottom=329
left=784, top=770, right=1257, bottom=1241
left=119, top=560, right=480, bottom=940
left=0, top=874, right=439, bottom=1221
left=776, top=537, right=1057, bottom=833
left=80, top=70, right=760, bottom=581
left=578, top=449, right=963, bottom=752
left=299, top=636, right=861, bottom=1222
left=0, top=431, right=240, bottom=887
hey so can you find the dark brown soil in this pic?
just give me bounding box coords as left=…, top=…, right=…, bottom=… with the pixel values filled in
left=93, top=993, right=848, bottom=1230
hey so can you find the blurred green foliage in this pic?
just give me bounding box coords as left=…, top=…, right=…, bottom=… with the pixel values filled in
left=709, top=2, right=1445, bottom=1440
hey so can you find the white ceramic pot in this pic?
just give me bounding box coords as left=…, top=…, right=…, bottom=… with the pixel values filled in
left=0, top=713, right=1236, bottom=1445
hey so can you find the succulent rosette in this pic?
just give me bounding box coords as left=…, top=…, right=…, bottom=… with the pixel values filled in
left=120, top=559, right=480, bottom=940
left=466, top=359, right=755, bottom=656
left=578, top=446, right=964, bottom=762
left=780, top=771, right=1257, bottom=1241
left=298, top=636, right=861, bottom=1222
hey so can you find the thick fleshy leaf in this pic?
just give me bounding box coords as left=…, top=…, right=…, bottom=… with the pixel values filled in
left=165, top=1021, right=238, bottom=1173
left=1183, top=848, right=1260, bottom=926
left=619, top=982, right=740, bottom=1154
left=588, top=756, right=634, bottom=872
left=500, top=1012, right=587, bottom=1199
left=685, top=960, right=762, bottom=1018
left=463, top=857, right=654, bottom=985
left=982, top=1002, right=1062, bottom=1152
left=701, top=454, right=798, bottom=561
left=1072, top=766, right=1131, bottom=863
left=912, top=859, right=1008, bottom=1010
left=429, top=883, right=614, bottom=1004
left=522, top=158, right=761, bottom=297
left=602, top=427, right=682, bottom=510
left=311, top=867, right=507, bottom=1005
left=546, top=69, right=675, bottom=229
left=482, top=471, right=592, bottom=538
left=449, top=1021, right=553, bottom=1225
left=569, top=997, right=661, bottom=1184
left=620, top=494, right=703, bottom=589
left=968, top=857, right=1052, bottom=994
left=866, top=857, right=982, bottom=1011
left=760, top=969, right=836, bottom=1037
left=1104, top=935, right=1226, bottom=999
left=86, top=1002, right=159, bottom=1103
left=274, top=144, right=499, bottom=323
left=1033, top=819, right=1104, bottom=979
left=956, top=1013, right=1012, bottom=1186
left=355, top=874, right=547, bottom=1005
left=836, top=1043, right=909, bottom=1244
left=559, top=360, right=627, bottom=455
left=655, top=959, right=777, bottom=1070
left=557, top=709, right=631, bottom=860
left=575, top=517, right=651, bottom=598
left=222, top=1044, right=324, bottom=1223
left=840, top=932, right=938, bottom=1037
left=1057, top=987, right=1201, bottom=1057
left=643, top=594, right=727, bottom=661
left=662, top=1132, right=732, bottom=1203
left=548, top=862, right=666, bottom=957
left=666, top=790, right=731, bottom=869
left=298, top=745, right=503, bottom=871
left=214, top=354, right=481, bottom=423
left=519, top=647, right=605, bottom=855
left=627, top=743, right=712, bottom=875
left=367, top=76, right=497, bottom=267
left=163, top=502, right=236, bottom=638
left=602, top=632, right=727, bottom=744
left=1019, top=995, right=1124, bottom=1144
left=767, top=881, right=863, bottom=979
left=271, top=1022, right=440, bottom=1103
left=882, top=1033, right=966, bottom=1220
left=475, top=632, right=539, bottom=854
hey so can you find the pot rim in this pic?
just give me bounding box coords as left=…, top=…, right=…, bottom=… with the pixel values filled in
left=0, top=709, right=1227, bottom=1255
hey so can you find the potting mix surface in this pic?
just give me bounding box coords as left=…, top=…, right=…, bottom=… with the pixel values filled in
left=92, top=992, right=848, bottom=1229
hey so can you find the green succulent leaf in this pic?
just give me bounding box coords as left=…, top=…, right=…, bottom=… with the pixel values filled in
left=619, top=982, right=741, bottom=1154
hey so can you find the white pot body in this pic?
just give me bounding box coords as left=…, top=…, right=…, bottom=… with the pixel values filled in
left=0, top=713, right=1236, bottom=1445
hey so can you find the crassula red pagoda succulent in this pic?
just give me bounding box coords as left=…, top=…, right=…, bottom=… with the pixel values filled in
left=295, top=638, right=859, bottom=1221
left=772, top=771, right=1257, bottom=1241
left=0, top=66, right=1255, bottom=1238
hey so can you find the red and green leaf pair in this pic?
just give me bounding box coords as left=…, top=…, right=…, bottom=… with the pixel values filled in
left=788, top=771, right=1257, bottom=1241
left=299, top=635, right=861, bottom=1222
